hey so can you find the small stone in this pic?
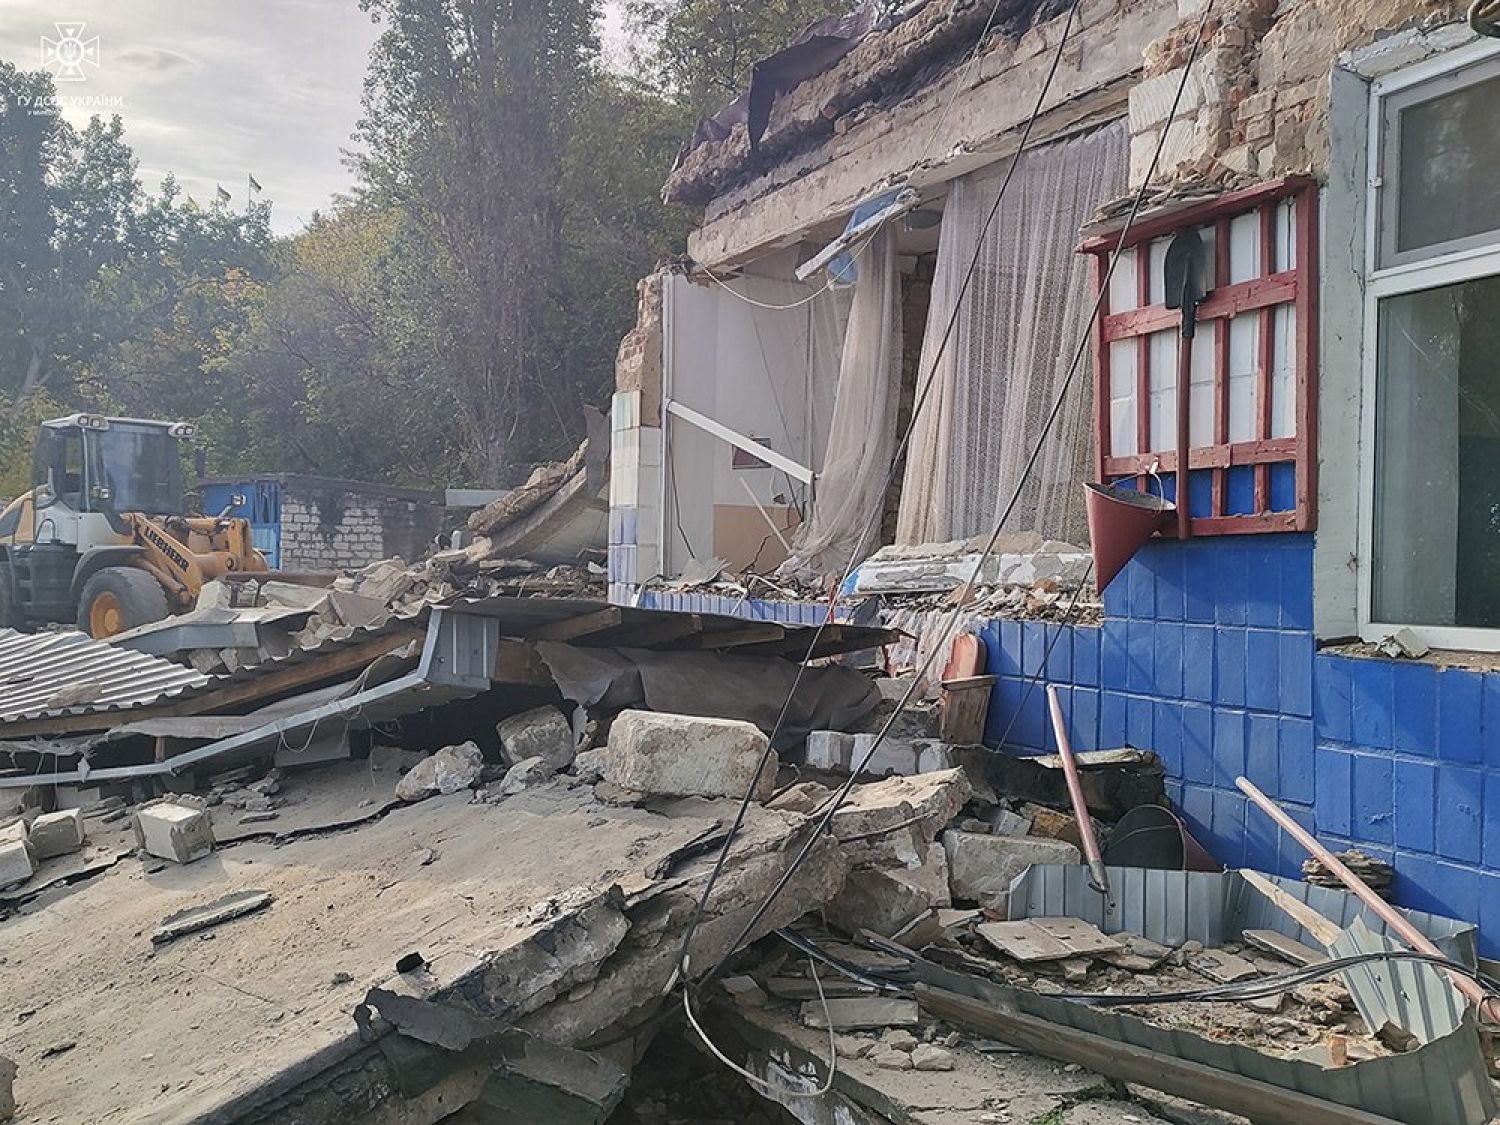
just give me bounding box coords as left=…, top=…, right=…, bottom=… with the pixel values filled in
left=498, top=756, right=557, bottom=796
left=869, top=1046, right=913, bottom=1070
left=330, top=972, right=354, bottom=986
left=394, top=742, right=485, bottom=802
left=911, top=1043, right=956, bottom=1071
left=834, top=1035, right=871, bottom=1059
left=496, top=706, right=575, bottom=770
left=1062, top=1063, right=1082, bottom=1073
left=881, top=1028, right=919, bottom=1052
left=719, top=976, right=768, bottom=1009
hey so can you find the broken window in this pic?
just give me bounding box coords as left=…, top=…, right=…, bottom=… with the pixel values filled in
left=1364, top=50, right=1500, bottom=639
left=1081, top=177, right=1319, bottom=534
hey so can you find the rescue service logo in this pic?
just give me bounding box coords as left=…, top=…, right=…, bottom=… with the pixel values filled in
left=15, top=21, right=124, bottom=115
left=40, top=22, right=100, bottom=82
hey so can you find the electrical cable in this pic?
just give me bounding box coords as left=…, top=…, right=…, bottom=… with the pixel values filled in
left=697, top=0, right=1221, bottom=988
left=664, top=0, right=1091, bottom=997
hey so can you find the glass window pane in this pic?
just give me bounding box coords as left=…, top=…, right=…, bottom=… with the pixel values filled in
left=1394, top=72, right=1500, bottom=257
left=1372, top=273, right=1500, bottom=628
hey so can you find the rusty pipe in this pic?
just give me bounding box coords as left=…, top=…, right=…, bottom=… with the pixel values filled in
left=1047, top=685, right=1109, bottom=895
left=1236, top=775, right=1500, bottom=1023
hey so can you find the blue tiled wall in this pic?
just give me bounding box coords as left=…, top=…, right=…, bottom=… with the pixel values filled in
left=976, top=532, right=1500, bottom=958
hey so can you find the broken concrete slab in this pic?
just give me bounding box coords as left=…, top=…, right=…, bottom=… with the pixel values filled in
left=395, top=742, right=485, bottom=802
left=825, top=867, right=933, bottom=938
left=133, top=801, right=214, bottom=865
left=799, top=997, right=919, bottom=1031
left=152, top=890, right=274, bottom=945
left=830, top=768, right=972, bottom=868
left=497, top=706, right=575, bottom=770
left=603, top=710, right=775, bottom=801
left=27, top=809, right=86, bottom=860
left=0, top=836, right=35, bottom=889
left=941, top=830, right=1080, bottom=902
left=498, top=756, right=557, bottom=797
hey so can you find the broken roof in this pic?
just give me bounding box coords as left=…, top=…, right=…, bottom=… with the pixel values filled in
left=0, top=630, right=209, bottom=728
left=662, top=0, right=1068, bottom=208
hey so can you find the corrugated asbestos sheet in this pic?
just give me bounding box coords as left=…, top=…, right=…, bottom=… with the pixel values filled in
left=0, top=629, right=209, bottom=726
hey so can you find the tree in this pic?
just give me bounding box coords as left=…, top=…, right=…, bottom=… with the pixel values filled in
left=626, top=0, right=853, bottom=117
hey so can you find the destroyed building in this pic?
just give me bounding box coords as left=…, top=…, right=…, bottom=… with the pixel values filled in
left=607, top=0, right=1500, bottom=964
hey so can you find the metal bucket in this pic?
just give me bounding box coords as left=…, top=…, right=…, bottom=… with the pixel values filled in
left=1084, top=481, right=1173, bottom=592
left=1102, top=803, right=1221, bottom=872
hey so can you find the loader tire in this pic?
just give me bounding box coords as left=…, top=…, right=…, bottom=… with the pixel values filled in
left=0, top=559, right=18, bottom=631
left=79, top=566, right=170, bottom=639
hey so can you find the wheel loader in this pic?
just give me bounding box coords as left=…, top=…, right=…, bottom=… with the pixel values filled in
left=0, top=415, right=268, bottom=639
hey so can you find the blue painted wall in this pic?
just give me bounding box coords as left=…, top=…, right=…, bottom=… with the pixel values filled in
left=978, top=532, right=1500, bottom=958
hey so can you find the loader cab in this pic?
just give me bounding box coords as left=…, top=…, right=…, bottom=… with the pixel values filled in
left=28, top=416, right=188, bottom=549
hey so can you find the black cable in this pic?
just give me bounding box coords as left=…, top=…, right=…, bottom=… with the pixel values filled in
left=664, top=0, right=1089, bottom=993
left=698, top=0, right=1221, bottom=988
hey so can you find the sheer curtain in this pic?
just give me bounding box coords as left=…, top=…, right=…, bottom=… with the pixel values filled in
left=778, top=227, right=902, bottom=584
left=897, top=122, right=1128, bottom=547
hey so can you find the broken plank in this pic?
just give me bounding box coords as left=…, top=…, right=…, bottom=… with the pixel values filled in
left=531, top=608, right=623, bottom=643
left=977, top=918, right=1121, bottom=963
left=1243, top=928, right=1325, bottom=968
left=916, top=985, right=1402, bottom=1125
left=1239, top=869, right=1342, bottom=946
left=603, top=615, right=702, bottom=649
left=152, top=890, right=273, bottom=945
left=675, top=624, right=786, bottom=650
left=1187, top=948, right=1259, bottom=983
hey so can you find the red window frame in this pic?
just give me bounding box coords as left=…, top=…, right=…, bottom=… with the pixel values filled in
left=1080, top=176, right=1319, bottom=535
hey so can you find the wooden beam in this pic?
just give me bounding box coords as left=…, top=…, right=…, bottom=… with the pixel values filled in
left=675, top=624, right=785, bottom=650
left=602, top=614, right=702, bottom=649
left=916, top=985, right=1401, bottom=1125
left=1239, top=868, right=1342, bottom=947
left=0, top=629, right=425, bottom=739
left=531, top=608, right=623, bottom=643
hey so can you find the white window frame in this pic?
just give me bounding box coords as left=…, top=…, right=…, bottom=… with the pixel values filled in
left=1357, top=38, right=1500, bottom=651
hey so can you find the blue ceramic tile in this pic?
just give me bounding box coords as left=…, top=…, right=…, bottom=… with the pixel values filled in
left=1244, top=544, right=1283, bottom=629
left=1101, top=620, right=1128, bottom=691
left=1046, top=625, right=1073, bottom=683
left=1126, top=621, right=1154, bottom=693
left=1349, top=658, right=1394, bottom=750
left=1437, top=670, right=1484, bottom=764
left=1100, top=691, right=1128, bottom=746
left=1128, top=694, right=1154, bottom=750
left=1274, top=803, right=1317, bottom=878
left=1392, top=758, right=1437, bottom=853
left=1212, top=789, right=1248, bottom=867
left=1245, top=790, right=1280, bottom=871
left=1485, top=772, right=1500, bottom=871
left=1244, top=630, right=1281, bottom=713
left=1313, top=657, right=1354, bottom=744
left=1073, top=627, right=1101, bottom=688
left=1436, top=765, right=1484, bottom=865
left=1350, top=752, right=1393, bottom=845
left=1478, top=873, right=1500, bottom=960
left=997, top=620, right=1022, bottom=677
left=1279, top=717, right=1315, bottom=804
left=1069, top=687, right=1100, bottom=751
left=1280, top=542, right=1314, bottom=631
left=1022, top=621, right=1049, bottom=679
left=1180, top=784, right=1214, bottom=842
left=1392, top=853, right=1446, bottom=916
left=1484, top=674, right=1500, bottom=767
left=1153, top=701, right=1184, bottom=774
left=1278, top=632, right=1313, bottom=718
left=1214, top=630, right=1247, bottom=708
left=1246, top=713, right=1279, bottom=793
left=1182, top=625, right=1214, bottom=703
left=1213, top=708, right=1247, bottom=783
left=1153, top=623, right=1184, bottom=698
left=1181, top=703, right=1213, bottom=785
left=1153, top=548, right=1185, bottom=621
left=1127, top=555, right=1154, bottom=620
left=1390, top=662, right=1438, bottom=756
left=1314, top=747, right=1353, bottom=837
left=1214, top=544, right=1248, bottom=626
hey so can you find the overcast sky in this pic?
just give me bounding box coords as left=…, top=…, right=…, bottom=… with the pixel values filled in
left=0, top=0, right=631, bottom=235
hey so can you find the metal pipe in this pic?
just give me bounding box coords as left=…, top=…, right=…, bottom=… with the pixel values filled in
left=1236, top=775, right=1500, bottom=1023
left=1047, top=685, right=1109, bottom=895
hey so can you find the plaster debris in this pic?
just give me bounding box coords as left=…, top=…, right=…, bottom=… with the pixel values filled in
left=603, top=710, right=776, bottom=801
left=497, top=705, right=575, bottom=769
left=26, top=809, right=85, bottom=860
left=133, top=801, right=215, bottom=865
left=394, top=741, right=485, bottom=801
left=941, top=830, right=1080, bottom=902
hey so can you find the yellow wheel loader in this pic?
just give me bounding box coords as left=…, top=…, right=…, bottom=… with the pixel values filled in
left=0, top=415, right=268, bottom=639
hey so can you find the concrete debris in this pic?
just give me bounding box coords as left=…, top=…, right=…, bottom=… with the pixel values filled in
left=152, top=890, right=274, bottom=945
left=497, top=755, right=558, bottom=796
left=800, top=997, right=920, bottom=1031
left=497, top=705, right=575, bottom=770
left=26, top=809, right=85, bottom=859
left=1376, top=626, right=1429, bottom=659
left=911, top=1043, right=956, bottom=1071
left=825, top=866, right=933, bottom=938
left=394, top=741, right=486, bottom=801
left=942, top=830, right=1080, bottom=903
left=0, top=831, right=36, bottom=889
left=603, top=710, right=776, bottom=801
left=720, top=976, right=769, bottom=1009
left=133, top=800, right=215, bottom=864
left=831, top=768, right=972, bottom=868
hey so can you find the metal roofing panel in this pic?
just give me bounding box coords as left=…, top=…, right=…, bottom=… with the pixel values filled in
left=0, top=629, right=209, bottom=725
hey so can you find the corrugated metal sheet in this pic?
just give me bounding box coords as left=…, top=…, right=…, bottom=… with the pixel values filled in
left=1000, top=864, right=1494, bottom=1125
left=0, top=629, right=209, bottom=726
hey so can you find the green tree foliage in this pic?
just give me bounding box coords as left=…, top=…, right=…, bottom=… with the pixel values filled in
left=626, top=0, right=853, bottom=117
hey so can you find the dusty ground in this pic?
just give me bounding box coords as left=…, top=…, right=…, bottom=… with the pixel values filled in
left=0, top=775, right=745, bottom=1124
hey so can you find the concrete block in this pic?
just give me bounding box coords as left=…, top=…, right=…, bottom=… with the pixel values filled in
left=395, top=742, right=485, bottom=802
left=941, top=830, right=1080, bottom=902
left=497, top=706, right=575, bottom=770
left=831, top=769, right=973, bottom=869
left=805, top=730, right=853, bottom=771
left=825, top=867, right=932, bottom=938
left=0, top=837, right=36, bottom=888
left=28, top=809, right=85, bottom=859
left=133, top=802, right=216, bottom=865
left=887, top=842, right=951, bottom=909
left=604, top=710, right=776, bottom=801
left=914, top=740, right=955, bottom=773
left=852, top=734, right=918, bottom=777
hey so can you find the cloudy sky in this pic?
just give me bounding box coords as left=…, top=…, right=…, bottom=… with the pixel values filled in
left=0, top=0, right=630, bottom=235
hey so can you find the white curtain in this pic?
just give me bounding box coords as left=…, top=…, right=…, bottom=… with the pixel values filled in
left=897, top=122, right=1128, bottom=547
left=778, top=228, right=902, bottom=584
